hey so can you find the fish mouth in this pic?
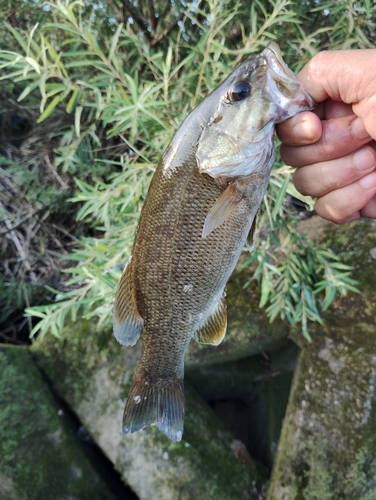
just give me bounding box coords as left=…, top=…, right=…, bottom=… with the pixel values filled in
left=262, top=42, right=296, bottom=83
left=261, top=43, right=316, bottom=116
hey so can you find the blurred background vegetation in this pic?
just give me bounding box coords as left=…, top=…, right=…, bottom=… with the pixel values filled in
left=0, top=0, right=374, bottom=343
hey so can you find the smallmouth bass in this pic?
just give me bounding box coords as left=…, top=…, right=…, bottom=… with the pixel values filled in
left=114, top=43, right=314, bottom=442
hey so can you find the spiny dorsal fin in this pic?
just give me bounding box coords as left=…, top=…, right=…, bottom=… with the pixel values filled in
left=202, top=182, right=244, bottom=238
left=193, top=293, right=227, bottom=345
left=113, top=257, right=143, bottom=346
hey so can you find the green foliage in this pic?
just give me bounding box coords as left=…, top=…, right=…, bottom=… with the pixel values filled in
left=0, top=0, right=374, bottom=339
left=244, top=220, right=359, bottom=341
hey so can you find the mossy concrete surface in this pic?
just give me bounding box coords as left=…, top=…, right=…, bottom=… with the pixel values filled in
left=267, top=219, right=376, bottom=500
left=31, top=322, right=263, bottom=500
left=0, top=344, right=116, bottom=500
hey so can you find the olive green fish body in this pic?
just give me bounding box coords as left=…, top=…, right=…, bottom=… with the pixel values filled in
left=116, top=153, right=269, bottom=440
left=114, top=43, right=315, bottom=442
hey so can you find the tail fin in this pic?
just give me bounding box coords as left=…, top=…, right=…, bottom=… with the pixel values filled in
left=122, top=378, right=185, bottom=442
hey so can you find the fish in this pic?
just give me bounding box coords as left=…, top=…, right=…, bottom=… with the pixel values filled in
left=113, top=43, right=315, bottom=442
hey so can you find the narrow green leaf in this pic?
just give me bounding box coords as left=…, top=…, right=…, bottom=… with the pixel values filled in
left=0, top=69, right=26, bottom=81
left=26, top=23, right=39, bottom=57
left=4, top=22, right=29, bottom=52
left=24, top=57, right=40, bottom=74
left=37, top=95, right=61, bottom=122
left=75, top=105, right=83, bottom=137
left=18, top=80, right=40, bottom=101
left=272, top=174, right=290, bottom=219
left=259, top=274, right=271, bottom=308
left=66, top=89, right=79, bottom=114
left=46, top=84, right=68, bottom=98
left=109, top=23, right=123, bottom=61
left=322, top=287, right=337, bottom=310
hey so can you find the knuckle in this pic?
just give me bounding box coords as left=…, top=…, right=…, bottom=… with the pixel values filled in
left=319, top=124, right=338, bottom=160
left=292, top=172, right=309, bottom=196
left=315, top=197, right=354, bottom=224
left=306, top=52, right=327, bottom=78
left=280, top=144, right=296, bottom=167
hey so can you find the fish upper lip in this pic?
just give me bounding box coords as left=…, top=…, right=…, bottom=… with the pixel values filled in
left=263, top=42, right=283, bottom=61
left=261, top=43, right=316, bottom=109
left=261, top=42, right=293, bottom=79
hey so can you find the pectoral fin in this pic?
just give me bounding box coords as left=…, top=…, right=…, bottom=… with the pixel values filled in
left=202, top=182, right=244, bottom=238
left=113, top=257, right=143, bottom=346
left=246, top=211, right=258, bottom=252
left=193, top=294, right=227, bottom=345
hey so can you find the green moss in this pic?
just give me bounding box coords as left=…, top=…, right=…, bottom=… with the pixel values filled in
left=345, top=444, right=376, bottom=499
left=268, top=221, right=376, bottom=500
left=183, top=386, right=263, bottom=498
left=300, top=440, right=339, bottom=500
left=268, top=324, right=376, bottom=500
left=31, top=320, right=123, bottom=407
left=107, top=384, right=264, bottom=500
left=0, top=345, right=116, bottom=500
left=32, top=318, right=265, bottom=500
left=140, top=385, right=263, bottom=500
left=319, top=219, right=376, bottom=293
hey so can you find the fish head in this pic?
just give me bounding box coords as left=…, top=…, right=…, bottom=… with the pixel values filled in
left=196, top=43, right=315, bottom=180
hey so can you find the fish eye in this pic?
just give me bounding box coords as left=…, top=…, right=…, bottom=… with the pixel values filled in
left=230, top=81, right=251, bottom=102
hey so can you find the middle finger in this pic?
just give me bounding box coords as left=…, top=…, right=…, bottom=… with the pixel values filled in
left=321, top=99, right=353, bottom=120
left=281, top=114, right=372, bottom=168
left=293, top=145, right=376, bottom=198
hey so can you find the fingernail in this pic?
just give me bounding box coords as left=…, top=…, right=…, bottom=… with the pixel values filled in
left=293, top=119, right=315, bottom=141
left=359, top=172, right=376, bottom=190
left=351, top=117, right=371, bottom=141
left=353, top=148, right=375, bottom=171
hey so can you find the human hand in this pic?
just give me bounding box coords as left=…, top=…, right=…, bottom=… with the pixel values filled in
left=276, top=49, right=376, bottom=223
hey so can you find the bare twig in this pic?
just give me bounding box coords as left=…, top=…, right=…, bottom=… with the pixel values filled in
left=108, top=0, right=125, bottom=22
left=0, top=325, right=24, bottom=345
left=3, top=219, right=29, bottom=267
left=22, top=283, right=33, bottom=336
left=0, top=166, right=24, bottom=197
left=118, top=0, right=152, bottom=42
left=44, top=155, right=70, bottom=190
left=160, top=0, right=174, bottom=23
left=0, top=212, right=34, bottom=235
left=51, top=223, right=79, bottom=242
left=150, top=13, right=184, bottom=47
left=147, top=0, right=157, bottom=32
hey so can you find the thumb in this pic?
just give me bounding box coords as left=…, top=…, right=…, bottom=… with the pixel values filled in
left=297, top=49, right=376, bottom=107
left=353, top=95, right=376, bottom=142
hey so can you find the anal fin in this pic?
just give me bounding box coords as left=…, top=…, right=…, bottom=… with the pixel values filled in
left=193, top=293, right=227, bottom=345
left=113, top=257, right=143, bottom=346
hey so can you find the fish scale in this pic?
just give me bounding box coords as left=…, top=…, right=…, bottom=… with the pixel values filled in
left=113, top=43, right=315, bottom=442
